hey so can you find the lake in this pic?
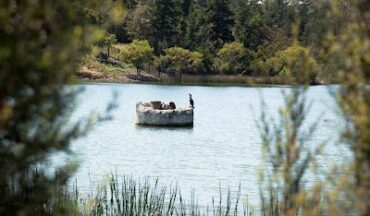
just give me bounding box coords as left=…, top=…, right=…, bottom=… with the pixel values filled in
left=54, top=83, right=349, bottom=208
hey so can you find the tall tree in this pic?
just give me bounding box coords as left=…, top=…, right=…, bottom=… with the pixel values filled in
left=234, top=0, right=267, bottom=49
left=182, top=0, right=192, bottom=16
left=206, top=0, right=235, bottom=49
left=298, top=0, right=338, bottom=52
left=184, top=2, right=209, bottom=50
left=127, top=2, right=153, bottom=41
left=151, top=0, right=181, bottom=54
left=264, top=0, right=295, bottom=35
left=178, top=0, right=193, bottom=47
left=298, top=0, right=310, bottom=45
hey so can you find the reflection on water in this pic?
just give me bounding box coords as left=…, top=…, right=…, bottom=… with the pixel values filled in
left=54, top=83, right=347, bottom=206
left=135, top=125, right=194, bottom=131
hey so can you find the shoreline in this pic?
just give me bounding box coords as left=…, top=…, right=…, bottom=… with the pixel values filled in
left=72, top=78, right=314, bottom=88
left=74, top=70, right=331, bottom=87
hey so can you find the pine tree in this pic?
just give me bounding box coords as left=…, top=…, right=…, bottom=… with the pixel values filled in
left=206, top=0, right=235, bottom=49
left=234, top=0, right=266, bottom=49
left=183, top=2, right=208, bottom=50
left=151, top=0, right=181, bottom=54
left=298, top=0, right=310, bottom=45
left=178, top=0, right=193, bottom=47
left=182, top=0, right=192, bottom=16
left=297, top=0, right=334, bottom=51
left=264, top=0, right=295, bottom=35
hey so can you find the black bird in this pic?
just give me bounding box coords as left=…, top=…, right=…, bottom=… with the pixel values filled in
left=189, top=94, right=194, bottom=108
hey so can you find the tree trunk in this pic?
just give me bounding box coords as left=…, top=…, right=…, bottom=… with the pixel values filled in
left=136, top=67, right=141, bottom=79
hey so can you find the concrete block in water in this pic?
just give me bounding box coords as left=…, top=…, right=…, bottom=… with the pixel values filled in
left=136, top=102, right=193, bottom=127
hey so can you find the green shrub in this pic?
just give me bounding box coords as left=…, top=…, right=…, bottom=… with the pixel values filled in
left=249, top=59, right=270, bottom=76
left=266, top=45, right=319, bottom=84
left=120, top=40, right=153, bottom=75
left=155, top=47, right=204, bottom=75
left=265, top=56, right=283, bottom=76
left=98, top=33, right=117, bottom=60
left=214, top=42, right=254, bottom=74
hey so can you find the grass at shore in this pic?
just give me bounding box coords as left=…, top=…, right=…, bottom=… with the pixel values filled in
left=157, top=74, right=297, bottom=86
left=86, top=58, right=129, bottom=75
left=76, top=58, right=334, bottom=86
left=72, top=174, right=253, bottom=216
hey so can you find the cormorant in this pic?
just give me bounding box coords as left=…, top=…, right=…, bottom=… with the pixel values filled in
left=189, top=94, right=194, bottom=108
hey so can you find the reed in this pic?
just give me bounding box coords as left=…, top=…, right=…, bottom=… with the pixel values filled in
left=157, top=74, right=303, bottom=86
left=72, top=174, right=253, bottom=216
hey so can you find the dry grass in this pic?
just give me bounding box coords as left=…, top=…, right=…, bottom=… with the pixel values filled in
left=157, top=74, right=301, bottom=86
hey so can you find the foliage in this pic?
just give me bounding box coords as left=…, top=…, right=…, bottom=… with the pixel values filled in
left=206, top=0, right=235, bottom=49
left=183, top=3, right=212, bottom=51
left=126, top=2, right=152, bottom=41
left=98, top=34, right=117, bottom=49
left=72, top=0, right=350, bottom=81
left=214, top=42, right=254, bottom=74
left=249, top=59, right=270, bottom=76
left=155, top=47, right=204, bottom=75
left=256, top=22, right=335, bottom=216
left=266, top=44, right=319, bottom=84
left=234, top=0, right=267, bottom=49
left=97, top=33, right=117, bottom=60
left=257, top=27, right=291, bottom=59
left=150, top=0, right=181, bottom=54
left=265, top=56, right=283, bottom=76
left=78, top=0, right=126, bottom=55
left=78, top=0, right=117, bottom=26
left=325, top=0, right=370, bottom=215
left=82, top=56, right=127, bottom=76
left=0, top=0, right=104, bottom=214
left=258, top=89, right=323, bottom=215
left=258, top=1, right=370, bottom=216
left=264, top=0, right=296, bottom=35
left=120, top=40, right=153, bottom=75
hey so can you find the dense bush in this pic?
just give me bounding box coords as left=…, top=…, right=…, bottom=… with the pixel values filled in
left=265, top=56, right=283, bottom=76
left=213, top=42, right=254, bottom=74
left=98, top=33, right=117, bottom=60
left=266, top=44, right=319, bottom=84
left=249, top=59, right=270, bottom=76
left=120, top=40, right=153, bottom=75
left=155, top=47, right=204, bottom=75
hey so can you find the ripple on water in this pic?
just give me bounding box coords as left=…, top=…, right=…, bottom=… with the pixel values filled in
left=52, top=83, right=347, bottom=206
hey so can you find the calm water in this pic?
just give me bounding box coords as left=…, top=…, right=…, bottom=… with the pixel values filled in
left=54, top=83, right=349, bottom=207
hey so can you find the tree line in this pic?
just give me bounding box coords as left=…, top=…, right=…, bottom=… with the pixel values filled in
left=89, top=0, right=346, bottom=84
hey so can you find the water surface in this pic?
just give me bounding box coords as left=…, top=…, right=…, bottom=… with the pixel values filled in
left=56, top=83, right=348, bottom=207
